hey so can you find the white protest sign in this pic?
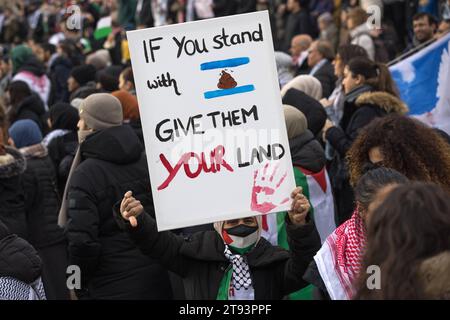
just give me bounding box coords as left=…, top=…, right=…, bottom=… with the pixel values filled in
left=127, top=11, right=295, bottom=231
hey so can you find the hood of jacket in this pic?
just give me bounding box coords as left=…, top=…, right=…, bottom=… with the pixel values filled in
left=355, top=91, right=409, bottom=115
left=350, top=22, right=371, bottom=38
left=282, top=88, right=327, bottom=136
left=0, top=221, right=42, bottom=284
left=0, top=146, right=26, bottom=179
left=290, top=130, right=326, bottom=173
left=16, top=94, right=46, bottom=118
left=80, top=124, right=143, bottom=165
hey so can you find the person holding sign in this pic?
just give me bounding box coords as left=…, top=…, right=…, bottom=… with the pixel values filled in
left=115, top=187, right=320, bottom=300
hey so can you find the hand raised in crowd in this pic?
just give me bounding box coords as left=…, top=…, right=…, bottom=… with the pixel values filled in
left=287, top=187, right=310, bottom=226
left=120, top=191, right=144, bottom=227
left=320, top=98, right=332, bottom=108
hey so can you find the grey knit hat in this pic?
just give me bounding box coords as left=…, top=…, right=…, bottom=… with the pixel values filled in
left=79, top=93, right=123, bottom=130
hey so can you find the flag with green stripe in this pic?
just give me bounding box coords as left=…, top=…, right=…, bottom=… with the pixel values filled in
left=261, top=166, right=336, bottom=299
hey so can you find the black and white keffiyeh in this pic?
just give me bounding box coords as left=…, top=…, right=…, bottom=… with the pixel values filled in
left=0, top=277, right=46, bottom=300
left=224, top=245, right=254, bottom=300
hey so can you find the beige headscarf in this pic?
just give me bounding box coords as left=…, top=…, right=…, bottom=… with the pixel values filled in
left=283, top=104, right=308, bottom=139
left=281, top=75, right=323, bottom=100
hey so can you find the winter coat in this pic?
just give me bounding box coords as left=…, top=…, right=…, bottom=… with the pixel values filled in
left=291, top=130, right=326, bottom=172
left=20, top=143, right=65, bottom=249
left=213, top=0, right=236, bottom=16
left=0, top=147, right=28, bottom=239
left=49, top=56, right=73, bottom=104
left=0, top=220, right=46, bottom=300
left=10, top=94, right=48, bottom=136
left=234, top=0, right=256, bottom=14
left=311, top=60, right=336, bottom=99
left=113, top=208, right=321, bottom=300
left=326, top=91, right=408, bottom=158
left=282, top=88, right=328, bottom=138
left=350, top=23, right=375, bottom=60
left=282, top=9, right=314, bottom=52
left=326, top=84, right=373, bottom=222
left=47, top=131, right=78, bottom=198
left=65, top=125, right=173, bottom=299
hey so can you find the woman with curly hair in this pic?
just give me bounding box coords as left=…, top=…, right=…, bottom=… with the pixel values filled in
left=321, top=57, right=408, bottom=224
left=347, top=115, right=450, bottom=193
left=354, top=182, right=450, bottom=299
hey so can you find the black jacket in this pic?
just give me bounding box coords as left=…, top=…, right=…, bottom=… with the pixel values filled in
left=49, top=56, right=72, bottom=104
left=47, top=131, right=78, bottom=198
left=282, top=88, right=327, bottom=138
left=326, top=90, right=407, bottom=158
left=116, top=209, right=321, bottom=300
left=282, top=9, right=314, bottom=52
left=311, top=60, right=336, bottom=99
left=0, top=220, right=42, bottom=284
left=66, top=125, right=173, bottom=299
left=213, top=0, right=236, bottom=16
left=136, top=0, right=154, bottom=27
left=0, top=147, right=28, bottom=239
left=303, top=260, right=330, bottom=300
left=290, top=130, right=326, bottom=173
left=295, top=58, right=311, bottom=76
left=10, top=94, right=48, bottom=135
left=234, top=0, right=256, bottom=14
left=21, top=146, right=65, bottom=249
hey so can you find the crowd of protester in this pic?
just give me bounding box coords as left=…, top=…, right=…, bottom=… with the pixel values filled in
left=0, top=0, right=449, bottom=300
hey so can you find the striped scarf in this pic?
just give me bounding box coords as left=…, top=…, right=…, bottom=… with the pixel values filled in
left=314, top=210, right=366, bottom=299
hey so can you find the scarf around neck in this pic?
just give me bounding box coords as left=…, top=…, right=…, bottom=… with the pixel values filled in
left=314, top=209, right=366, bottom=299
left=217, top=244, right=255, bottom=300
left=214, top=217, right=262, bottom=300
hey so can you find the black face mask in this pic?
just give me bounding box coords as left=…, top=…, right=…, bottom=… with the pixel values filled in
left=224, top=224, right=258, bottom=237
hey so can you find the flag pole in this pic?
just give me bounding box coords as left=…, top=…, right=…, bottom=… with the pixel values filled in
left=388, top=30, right=450, bottom=66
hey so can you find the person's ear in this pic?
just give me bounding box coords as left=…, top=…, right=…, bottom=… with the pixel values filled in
left=356, top=74, right=365, bottom=85
left=7, top=137, right=15, bottom=147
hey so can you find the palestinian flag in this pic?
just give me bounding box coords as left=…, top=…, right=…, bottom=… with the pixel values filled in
left=94, top=16, right=113, bottom=40
left=261, top=165, right=336, bottom=299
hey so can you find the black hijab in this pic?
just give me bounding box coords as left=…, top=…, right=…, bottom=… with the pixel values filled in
left=49, top=103, right=79, bottom=131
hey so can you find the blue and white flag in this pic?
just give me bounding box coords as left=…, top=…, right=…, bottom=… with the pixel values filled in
left=390, top=33, right=450, bottom=134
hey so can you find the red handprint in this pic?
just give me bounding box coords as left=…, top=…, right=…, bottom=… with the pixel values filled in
left=251, top=163, right=290, bottom=217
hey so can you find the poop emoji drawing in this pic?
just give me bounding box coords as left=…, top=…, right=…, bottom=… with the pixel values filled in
left=217, top=70, right=237, bottom=89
